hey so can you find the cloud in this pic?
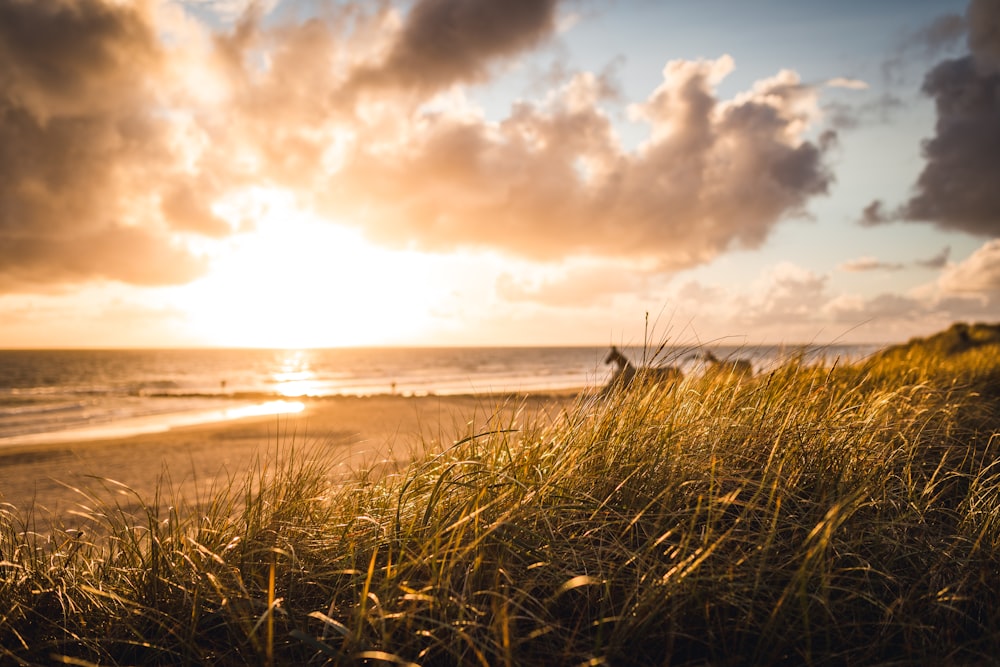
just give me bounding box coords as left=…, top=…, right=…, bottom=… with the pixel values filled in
left=916, top=246, right=951, bottom=269
left=746, top=262, right=828, bottom=323
left=0, top=0, right=836, bottom=294
left=827, top=241, right=1000, bottom=327
left=838, top=256, right=904, bottom=272
left=737, top=261, right=984, bottom=335
left=0, top=0, right=571, bottom=293
left=858, top=200, right=892, bottom=226
left=344, top=0, right=562, bottom=96
left=912, top=13, right=967, bottom=54
left=0, top=0, right=216, bottom=291
left=663, top=251, right=1000, bottom=343
left=665, top=263, right=865, bottom=341
left=673, top=263, right=833, bottom=331
left=496, top=263, right=660, bottom=307
left=881, top=11, right=967, bottom=89
left=823, top=93, right=904, bottom=131
left=824, top=292, right=926, bottom=324
left=0, top=224, right=207, bottom=292
left=899, top=57, right=1000, bottom=235
left=877, top=0, right=1000, bottom=237
left=967, top=0, right=1000, bottom=70
left=939, top=238, right=1000, bottom=293
left=324, top=57, right=834, bottom=267
left=826, top=77, right=868, bottom=90
left=863, top=240, right=1000, bottom=330
left=838, top=247, right=952, bottom=273
left=168, top=0, right=572, bottom=213
left=676, top=280, right=726, bottom=304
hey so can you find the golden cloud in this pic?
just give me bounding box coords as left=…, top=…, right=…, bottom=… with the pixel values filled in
left=0, top=0, right=836, bottom=293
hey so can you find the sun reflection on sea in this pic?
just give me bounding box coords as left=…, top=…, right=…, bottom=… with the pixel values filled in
left=272, top=351, right=324, bottom=397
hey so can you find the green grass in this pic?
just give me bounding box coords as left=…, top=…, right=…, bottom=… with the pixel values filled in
left=2, top=325, right=1000, bottom=665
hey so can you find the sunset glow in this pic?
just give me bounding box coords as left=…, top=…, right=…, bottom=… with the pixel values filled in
left=0, top=0, right=996, bottom=348
left=172, top=191, right=443, bottom=348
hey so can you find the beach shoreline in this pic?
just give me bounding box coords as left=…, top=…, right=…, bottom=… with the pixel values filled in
left=0, top=390, right=582, bottom=523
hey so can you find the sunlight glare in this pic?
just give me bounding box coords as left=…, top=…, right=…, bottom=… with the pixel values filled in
left=224, top=400, right=306, bottom=419
left=271, top=350, right=326, bottom=396
left=174, top=190, right=441, bottom=347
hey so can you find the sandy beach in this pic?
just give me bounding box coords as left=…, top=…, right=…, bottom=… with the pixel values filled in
left=0, top=392, right=580, bottom=525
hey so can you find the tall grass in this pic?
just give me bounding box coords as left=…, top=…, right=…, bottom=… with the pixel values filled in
left=1, top=337, right=999, bottom=665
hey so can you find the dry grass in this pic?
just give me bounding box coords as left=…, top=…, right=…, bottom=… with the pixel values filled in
left=2, top=327, right=999, bottom=665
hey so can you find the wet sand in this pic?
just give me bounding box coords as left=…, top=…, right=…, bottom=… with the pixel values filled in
left=0, top=392, right=580, bottom=525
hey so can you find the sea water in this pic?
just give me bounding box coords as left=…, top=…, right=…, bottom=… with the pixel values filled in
left=0, top=344, right=880, bottom=444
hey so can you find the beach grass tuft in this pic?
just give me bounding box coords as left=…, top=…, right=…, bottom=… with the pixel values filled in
left=2, top=324, right=1000, bottom=665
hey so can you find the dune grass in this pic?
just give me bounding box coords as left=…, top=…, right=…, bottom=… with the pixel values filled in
left=2, top=327, right=1000, bottom=665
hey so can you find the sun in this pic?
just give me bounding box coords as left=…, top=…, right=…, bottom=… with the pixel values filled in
left=172, top=191, right=441, bottom=348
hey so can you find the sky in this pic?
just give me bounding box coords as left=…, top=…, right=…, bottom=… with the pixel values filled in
left=0, top=0, right=998, bottom=348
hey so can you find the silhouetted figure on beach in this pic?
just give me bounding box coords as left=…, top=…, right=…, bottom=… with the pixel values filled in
left=602, top=346, right=682, bottom=395
left=702, top=350, right=753, bottom=378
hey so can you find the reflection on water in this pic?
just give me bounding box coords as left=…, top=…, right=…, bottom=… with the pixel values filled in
left=272, top=351, right=324, bottom=397
left=273, top=370, right=313, bottom=382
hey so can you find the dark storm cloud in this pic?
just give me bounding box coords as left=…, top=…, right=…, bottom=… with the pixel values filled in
left=0, top=0, right=213, bottom=291
left=882, top=0, right=1000, bottom=237
left=347, top=0, right=561, bottom=95
left=899, top=55, right=1000, bottom=235
left=0, top=0, right=158, bottom=119
left=967, top=0, right=1000, bottom=69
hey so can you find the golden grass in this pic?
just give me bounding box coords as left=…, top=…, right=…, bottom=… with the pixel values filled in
left=1, top=327, right=999, bottom=665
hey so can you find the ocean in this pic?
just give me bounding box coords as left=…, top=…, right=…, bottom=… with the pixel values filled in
left=0, top=344, right=881, bottom=445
